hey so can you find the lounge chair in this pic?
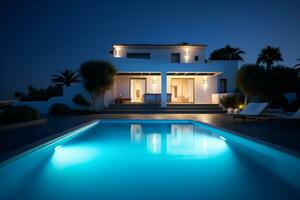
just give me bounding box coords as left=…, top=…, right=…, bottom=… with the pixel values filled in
left=233, top=102, right=269, bottom=120
left=269, top=108, right=300, bottom=125
left=270, top=108, right=300, bottom=123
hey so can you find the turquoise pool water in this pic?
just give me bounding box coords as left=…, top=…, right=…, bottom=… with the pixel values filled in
left=0, top=119, right=300, bottom=200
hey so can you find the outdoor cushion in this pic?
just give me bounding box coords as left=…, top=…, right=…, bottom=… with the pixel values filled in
left=291, top=108, right=300, bottom=119
left=239, top=103, right=259, bottom=115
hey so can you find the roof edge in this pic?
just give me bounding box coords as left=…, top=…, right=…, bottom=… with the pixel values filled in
left=113, top=42, right=207, bottom=47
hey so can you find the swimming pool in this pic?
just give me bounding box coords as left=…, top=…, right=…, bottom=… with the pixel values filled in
left=0, top=119, right=300, bottom=200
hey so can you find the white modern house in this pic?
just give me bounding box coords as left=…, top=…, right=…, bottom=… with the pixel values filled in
left=103, top=43, right=239, bottom=107
left=15, top=42, right=239, bottom=113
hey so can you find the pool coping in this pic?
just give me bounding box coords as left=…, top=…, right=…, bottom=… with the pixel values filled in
left=189, top=119, right=300, bottom=158
left=0, top=119, right=99, bottom=167
left=0, top=119, right=47, bottom=132
left=1, top=118, right=299, bottom=167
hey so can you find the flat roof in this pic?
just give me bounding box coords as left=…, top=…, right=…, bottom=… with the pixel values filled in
left=113, top=42, right=207, bottom=47
left=116, top=72, right=217, bottom=76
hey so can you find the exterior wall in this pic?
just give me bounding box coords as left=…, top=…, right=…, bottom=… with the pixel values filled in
left=110, top=75, right=218, bottom=104
left=113, top=46, right=206, bottom=63
left=214, top=61, right=239, bottom=93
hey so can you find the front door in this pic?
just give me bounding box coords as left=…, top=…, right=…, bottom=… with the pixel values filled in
left=171, top=78, right=194, bottom=103
left=130, top=79, right=146, bottom=103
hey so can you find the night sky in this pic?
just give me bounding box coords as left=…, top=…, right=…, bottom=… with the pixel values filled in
left=1, top=0, right=299, bottom=99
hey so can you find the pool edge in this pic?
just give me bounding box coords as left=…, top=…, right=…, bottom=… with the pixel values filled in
left=1, top=118, right=299, bottom=167
left=0, top=119, right=99, bottom=167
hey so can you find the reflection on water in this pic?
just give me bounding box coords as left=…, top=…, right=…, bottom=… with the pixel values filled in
left=130, top=124, right=144, bottom=143
left=146, top=134, right=161, bottom=154
left=130, top=124, right=228, bottom=157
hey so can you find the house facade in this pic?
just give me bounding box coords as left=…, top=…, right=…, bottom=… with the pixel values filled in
left=104, top=43, right=239, bottom=107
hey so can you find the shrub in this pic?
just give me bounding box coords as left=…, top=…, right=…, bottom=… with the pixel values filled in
left=72, top=109, right=97, bottom=115
left=219, top=94, right=244, bottom=109
left=72, top=94, right=91, bottom=107
left=285, top=100, right=300, bottom=112
left=49, top=103, right=72, bottom=115
left=269, top=94, right=288, bottom=109
left=0, top=106, right=40, bottom=124
left=14, top=84, right=63, bottom=101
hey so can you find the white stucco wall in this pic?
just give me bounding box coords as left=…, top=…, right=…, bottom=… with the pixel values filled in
left=113, top=46, right=206, bottom=63
left=14, top=84, right=91, bottom=114
left=214, top=61, right=239, bottom=93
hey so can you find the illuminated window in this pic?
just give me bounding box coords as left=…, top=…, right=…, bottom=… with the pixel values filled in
left=127, top=53, right=151, bottom=59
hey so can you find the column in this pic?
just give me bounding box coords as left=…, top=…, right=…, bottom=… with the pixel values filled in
left=161, top=71, right=167, bottom=108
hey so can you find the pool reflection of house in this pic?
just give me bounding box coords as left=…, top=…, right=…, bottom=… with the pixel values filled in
left=130, top=124, right=228, bottom=156
left=104, top=43, right=239, bottom=107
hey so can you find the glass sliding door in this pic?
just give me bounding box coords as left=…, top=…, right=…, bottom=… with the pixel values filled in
left=130, top=78, right=146, bottom=103
left=171, top=78, right=194, bottom=103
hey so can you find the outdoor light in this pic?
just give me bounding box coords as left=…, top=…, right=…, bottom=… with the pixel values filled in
left=184, top=49, right=190, bottom=62
left=152, top=78, right=157, bottom=87
left=114, top=46, right=121, bottom=57
left=55, top=145, right=62, bottom=151
left=219, top=136, right=226, bottom=141
left=203, top=77, right=208, bottom=89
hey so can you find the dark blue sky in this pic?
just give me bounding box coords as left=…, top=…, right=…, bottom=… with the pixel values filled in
left=1, top=0, right=299, bottom=99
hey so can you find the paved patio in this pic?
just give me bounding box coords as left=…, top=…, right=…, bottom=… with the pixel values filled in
left=1, top=114, right=300, bottom=161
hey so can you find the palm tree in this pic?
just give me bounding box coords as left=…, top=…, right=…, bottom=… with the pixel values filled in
left=295, top=59, right=300, bottom=67
left=209, top=45, right=245, bottom=61
left=256, top=46, right=283, bottom=70
left=51, top=69, right=81, bottom=87
left=295, top=59, right=300, bottom=77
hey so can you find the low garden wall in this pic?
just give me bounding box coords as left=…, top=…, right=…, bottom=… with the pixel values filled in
left=212, top=93, right=237, bottom=104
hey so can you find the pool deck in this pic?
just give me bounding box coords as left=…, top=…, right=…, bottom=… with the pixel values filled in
left=0, top=114, right=300, bottom=161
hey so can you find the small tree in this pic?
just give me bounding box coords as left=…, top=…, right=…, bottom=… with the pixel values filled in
left=51, top=69, right=81, bottom=87
left=270, top=66, right=297, bottom=93
left=236, top=64, right=298, bottom=105
left=267, top=66, right=298, bottom=103
left=236, top=64, right=269, bottom=104
left=80, top=60, right=116, bottom=111
left=256, top=46, right=283, bottom=70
